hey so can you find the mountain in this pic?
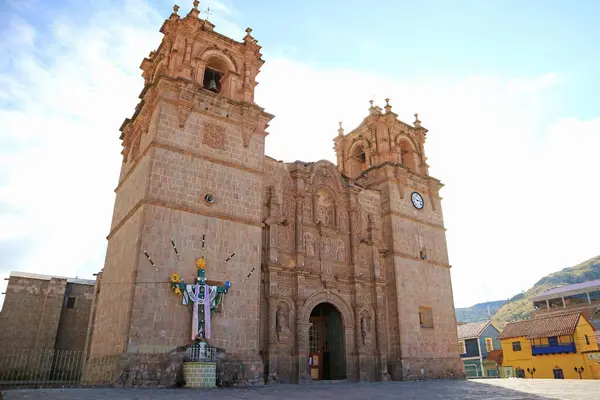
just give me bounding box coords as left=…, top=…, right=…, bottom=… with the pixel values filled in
left=455, top=300, right=506, bottom=323
left=454, top=254, right=600, bottom=328
left=491, top=254, right=600, bottom=329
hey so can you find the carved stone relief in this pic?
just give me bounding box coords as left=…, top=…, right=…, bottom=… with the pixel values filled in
left=177, top=104, right=192, bottom=128
left=336, top=239, right=346, bottom=262
left=320, top=237, right=332, bottom=259
left=302, top=199, right=313, bottom=223
left=203, top=121, right=226, bottom=149
left=303, top=232, right=315, bottom=256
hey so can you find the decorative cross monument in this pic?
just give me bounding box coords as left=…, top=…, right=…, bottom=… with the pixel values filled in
left=169, top=234, right=232, bottom=341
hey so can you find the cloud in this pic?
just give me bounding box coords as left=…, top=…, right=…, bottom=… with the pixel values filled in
left=256, top=61, right=599, bottom=307
left=1, top=0, right=597, bottom=311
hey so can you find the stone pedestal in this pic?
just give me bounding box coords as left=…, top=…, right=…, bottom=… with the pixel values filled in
left=183, top=361, right=216, bottom=388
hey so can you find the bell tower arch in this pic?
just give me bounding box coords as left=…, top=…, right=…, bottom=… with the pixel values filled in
left=86, top=2, right=274, bottom=386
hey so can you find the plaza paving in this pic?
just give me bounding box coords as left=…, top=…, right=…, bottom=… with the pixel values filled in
left=3, top=379, right=600, bottom=400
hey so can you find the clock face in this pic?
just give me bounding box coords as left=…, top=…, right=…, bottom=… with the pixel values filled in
left=411, top=192, right=424, bottom=210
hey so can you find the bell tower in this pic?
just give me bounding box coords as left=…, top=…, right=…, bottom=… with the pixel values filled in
left=334, top=98, right=429, bottom=178
left=86, top=2, right=274, bottom=385
left=334, top=100, right=463, bottom=379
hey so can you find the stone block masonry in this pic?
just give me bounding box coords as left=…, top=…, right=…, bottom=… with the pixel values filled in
left=183, top=362, right=216, bottom=388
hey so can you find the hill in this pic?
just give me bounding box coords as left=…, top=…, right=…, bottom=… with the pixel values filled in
left=491, top=254, right=600, bottom=329
left=455, top=300, right=506, bottom=323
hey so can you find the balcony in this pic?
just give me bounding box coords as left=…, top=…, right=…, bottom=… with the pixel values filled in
left=531, top=342, right=576, bottom=356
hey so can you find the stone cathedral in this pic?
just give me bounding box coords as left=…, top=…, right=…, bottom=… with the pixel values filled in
left=85, top=3, right=464, bottom=386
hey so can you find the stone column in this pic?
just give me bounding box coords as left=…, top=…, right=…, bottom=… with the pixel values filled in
left=348, top=191, right=360, bottom=270
left=344, top=327, right=355, bottom=381
left=354, top=308, right=363, bottom=380
left=267, top=296, right=279, bottom=382
left=374, top=284, right=390, bottom=381
left=295, top=316, right=312, bottom=383
left=294, top=196, right=305, bottom=269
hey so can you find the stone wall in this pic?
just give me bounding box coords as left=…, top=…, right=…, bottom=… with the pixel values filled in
left=0, top=274, right=66, bottom=350
left=54, top=282, right=95, bottom=351
left=183, top=361, right=216, bottom=388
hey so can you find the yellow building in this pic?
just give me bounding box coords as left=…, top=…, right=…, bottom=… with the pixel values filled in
left=499, top=312, right=600, bottom=379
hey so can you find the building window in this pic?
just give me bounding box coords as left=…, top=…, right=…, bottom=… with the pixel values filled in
left=419, top=306, right=434, bottom=329
left=585, top=335, right=590, bottom=345
left=548, top=297, right=564, bottom=308
left=533, top=300, right=548, bottom=310
left=65, top=297, right=76, bottom=309
left=485, top=337, right=494, bottom=352
left=564, top=293, right=589, bottom=306
left=458, top=341, right=466, bottom=354
left=588, top=290, right=600, bottom=302
left=512, top=341, right=521, bottom=351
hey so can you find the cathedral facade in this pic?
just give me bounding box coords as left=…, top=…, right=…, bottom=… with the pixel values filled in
left=85, top=3, right=464, bottom=385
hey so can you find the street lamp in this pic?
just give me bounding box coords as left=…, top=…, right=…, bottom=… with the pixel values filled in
left=574, top=366, right=584, bottom=379
left=526, top=367, right=536, bottom=378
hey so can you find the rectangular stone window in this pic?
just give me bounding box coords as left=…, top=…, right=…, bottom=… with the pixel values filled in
left=65, top=297, right=76, bottom=309
left=512, top=341, right=521, bottom=351
left=419, top=306, right=434, bottom=329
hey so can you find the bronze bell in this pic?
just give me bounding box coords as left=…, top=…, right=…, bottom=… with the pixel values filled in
left=207, top=78, right=218, bottom=92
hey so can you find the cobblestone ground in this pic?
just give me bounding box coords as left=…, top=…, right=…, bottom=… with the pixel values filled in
left=3, top=379, right=600, bottom=400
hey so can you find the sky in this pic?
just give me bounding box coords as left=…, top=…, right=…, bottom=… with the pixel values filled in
left=0, top=0, right=598, bottom=309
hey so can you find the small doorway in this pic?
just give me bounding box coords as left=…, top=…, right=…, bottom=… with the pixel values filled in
left=503, top=367, right=513, bottom=378
left=308, top=303, right=345, bottom=380
left=553, top=368, right=564, bottom=379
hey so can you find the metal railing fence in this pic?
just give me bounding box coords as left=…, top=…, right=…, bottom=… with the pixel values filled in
left=0, top=349, right=85, bottom=389
left=184, top=343, right=216, bottom=363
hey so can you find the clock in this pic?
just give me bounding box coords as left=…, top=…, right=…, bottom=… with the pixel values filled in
left=411, top=192, right=424, bottom=210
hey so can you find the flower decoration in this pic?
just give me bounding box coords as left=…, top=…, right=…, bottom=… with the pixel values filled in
left=170, top=272, right=184, bottom=295
left=196, top=257, right=206, bottom=270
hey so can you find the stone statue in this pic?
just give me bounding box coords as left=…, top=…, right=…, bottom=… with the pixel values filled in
left=360, top=312, right=371, bottom=346
left=304, top=233, right=315, bottom=256
left=276, top=307, right=289, bottom=331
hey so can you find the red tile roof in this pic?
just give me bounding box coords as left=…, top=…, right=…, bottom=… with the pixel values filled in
left=457, top=321, right=491, bottom=340
left=486, top=350, right=503, bottom=364
left=498, top=312, right=582, bottom=340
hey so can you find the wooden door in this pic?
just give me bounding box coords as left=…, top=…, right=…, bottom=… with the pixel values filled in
left=309, top=316, right=327, bottom=380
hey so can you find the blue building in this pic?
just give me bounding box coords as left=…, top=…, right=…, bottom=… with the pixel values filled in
left=457, top=321, right=502, bottom=378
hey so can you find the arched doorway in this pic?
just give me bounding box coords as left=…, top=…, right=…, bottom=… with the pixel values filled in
left=308, top=303, right=346, bottom=380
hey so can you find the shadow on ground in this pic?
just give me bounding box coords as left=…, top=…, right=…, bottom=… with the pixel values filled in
left=0, top=379, right=577, bottom=400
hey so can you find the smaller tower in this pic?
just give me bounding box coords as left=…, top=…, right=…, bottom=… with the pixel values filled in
left=334, top=99, right=463, bottom=380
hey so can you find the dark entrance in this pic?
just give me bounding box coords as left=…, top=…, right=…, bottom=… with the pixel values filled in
left=308, top=302, right=345, bottom=380
left=553, top=368, right=564, bottom=379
